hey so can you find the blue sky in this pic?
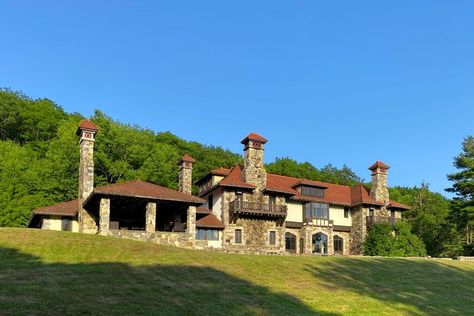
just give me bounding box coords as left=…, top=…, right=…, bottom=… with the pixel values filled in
left=1, top=1, right=473, bottom=196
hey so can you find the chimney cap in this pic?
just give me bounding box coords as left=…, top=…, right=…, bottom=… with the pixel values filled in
left=179, top=154, right=196, bottom=164
left=76, top=120, right=98, bottom=136
left=368, top=161, right=390, bottom=171
left=241, top=132, right=268, bottom=145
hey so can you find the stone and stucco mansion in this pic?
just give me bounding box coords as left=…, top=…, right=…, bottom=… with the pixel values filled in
left=29, top=120, right=409, bottom=255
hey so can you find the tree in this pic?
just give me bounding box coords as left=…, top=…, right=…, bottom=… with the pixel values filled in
left=363, top=222, right=427, bottom=257
left=447, top=136, right=474, bottom=254
left=389, top=184, right=451, bottom=256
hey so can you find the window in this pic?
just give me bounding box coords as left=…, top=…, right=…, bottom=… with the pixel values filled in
left=61, top=218, right=71, bottom=231
left=269, top=231, right=276, bottom=245
left=301, top=186, right=325, bottom=197
left=344, top=209, right=349, bottom=218
left=235, top=229, right=242, bottom=244
left=269, top=195, right=276, bottom=205
left=195, top=229, right=219, bottom=241
left=334, top=235, right=343, bottom=254
left=391, top=210, right=395, bottom=218
left=208, top=194, right=214, bottom=210
left=285, top=233, right=296, bottom=252
left=369, top=209, right=374, bottom=217
left=303, top=202, right=329, bottom=220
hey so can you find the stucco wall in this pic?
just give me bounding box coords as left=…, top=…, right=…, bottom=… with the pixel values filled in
left=330, top=206, right=351, bottom=226
left=41, top=216, right=78, bottom=232
left=286, top=201, right=303, bottom=222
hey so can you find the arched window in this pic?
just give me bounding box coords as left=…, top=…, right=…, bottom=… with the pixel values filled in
left=312, top=233, right=328, bottom=255
left=285, top=232, right=296, bottom=253
left=334, top=235, right=343, bottom=254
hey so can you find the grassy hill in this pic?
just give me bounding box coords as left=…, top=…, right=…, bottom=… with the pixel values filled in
left=0, top=228, right=473, bottom=315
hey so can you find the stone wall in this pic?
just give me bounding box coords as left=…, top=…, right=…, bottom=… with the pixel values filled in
left=349, top=206, right=366, bottom=255
left=370, top=168, right=390, bottom=205
left=78, top=130, right=98, bottom=234
left=107, top=229, right=195, bottom=249
left=178, top=164, right=193, bottom=195
left=242, top=141, right=267, bottom=194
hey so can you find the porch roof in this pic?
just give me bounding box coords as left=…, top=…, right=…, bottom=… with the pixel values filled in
left=87, top=180, right=205, bottom=205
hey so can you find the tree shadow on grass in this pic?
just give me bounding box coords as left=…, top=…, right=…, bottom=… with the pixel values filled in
left=0, top=247, right=336, bottom=316
left=305, top=257, right=474, bottom=315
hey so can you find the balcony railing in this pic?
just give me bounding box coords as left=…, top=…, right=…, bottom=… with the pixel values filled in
left=304, top=218, right=334, bottom=227
left=366, top=216, right=401, bottom=227
left=229, top=200, right=287, bottom=217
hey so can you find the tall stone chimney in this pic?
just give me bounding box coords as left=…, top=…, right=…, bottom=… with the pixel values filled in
left=178, top=154, right=195, bottom=195
left=241, top=133, right=268, bottom=193
left=369, top=161, right=390, bottom=205
left=76, top=120, right=98, bottom=233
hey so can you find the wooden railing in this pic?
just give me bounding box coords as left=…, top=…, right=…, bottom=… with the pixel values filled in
left=304, top=218, right=334, bottom=227
left=229, top=200, right=287, bottom=217
left=366, top=216, right=401, bottom=226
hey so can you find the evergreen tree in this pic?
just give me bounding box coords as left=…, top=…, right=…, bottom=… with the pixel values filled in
left=447, top=136, right=474, bottom=253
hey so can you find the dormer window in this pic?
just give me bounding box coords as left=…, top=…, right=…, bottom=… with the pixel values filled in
left=301, top=186, right=325, bottom=197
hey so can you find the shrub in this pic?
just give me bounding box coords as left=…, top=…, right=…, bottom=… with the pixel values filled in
left=363, top=221, right=427, bottom=257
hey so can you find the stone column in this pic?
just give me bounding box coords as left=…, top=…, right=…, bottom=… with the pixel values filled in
left=187, top=205, right=196, bottom=236
left=99, top=197, right=110, bottom=235
left=178, top=155, right=195, bottom=195
left=77, top=120, right=99, bottom=234
left=240, top=133, right=268, bottom=197
left=146, top=202, right=157, bottom=234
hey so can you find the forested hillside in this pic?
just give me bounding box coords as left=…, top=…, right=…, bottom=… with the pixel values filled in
left=0, top=89, right=472, bottom=257
left=0, top=89, right=358, bottom=227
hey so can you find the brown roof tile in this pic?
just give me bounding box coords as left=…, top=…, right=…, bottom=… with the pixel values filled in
left=93, top=180, right=204, bottom=204
left=388, top=200, right=410, bottom=210
left=241, top=132, right=268, bottom=144
left=369, top=161, right=390, bottom=171
left=180, top=154, right=196, bottom=163
left=350, top=184, right=384, bottom=206
left=34, top=200, right=79, bottom=217
left=218, top=165, right=256, bottom=189
left=196, top=213, right=225, bottom=229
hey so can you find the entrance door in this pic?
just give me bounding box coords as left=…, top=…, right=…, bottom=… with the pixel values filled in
left=312, top=233, right=328, bottom=255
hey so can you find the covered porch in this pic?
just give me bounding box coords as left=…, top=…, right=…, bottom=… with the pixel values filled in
left=82, top=180, right=205, bottom=236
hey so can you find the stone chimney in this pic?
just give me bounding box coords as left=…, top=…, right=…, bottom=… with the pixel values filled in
left=76, top=120, right=98, bottom=233
left=178, top=154, right=195, bottom=195
left=369, top=161, right=390, bottom=205
left=241, top=133, right=268, bottom=193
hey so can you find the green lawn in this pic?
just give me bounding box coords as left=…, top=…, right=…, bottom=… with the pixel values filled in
left=0, top=228, right=473, bottom=315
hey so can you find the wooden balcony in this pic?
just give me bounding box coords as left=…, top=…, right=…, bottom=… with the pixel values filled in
left=366, top=216, right=401, bottom=227
left=229, top=200, right=287, bottom=218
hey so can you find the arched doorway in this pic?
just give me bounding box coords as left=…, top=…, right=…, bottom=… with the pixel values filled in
left=285, top=232, right=296, bottom=253
left=334, top=235, right=343, bottom=255
left=312, top=233, right=328, bottom=255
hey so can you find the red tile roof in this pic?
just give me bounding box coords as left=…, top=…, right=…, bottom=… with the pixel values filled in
left=388, top=201, right=410, bottom=210
left=210, top=168, right=231, bottom=176
left=241, top=132, right=268, bottom=144
left=350, top=184, right=384, bottom=206
left=218, top=165, right=256, bottom=189
left=196, top=213, right=225, bottom=229
left=92, top=180, right=205, bottom=204
left=197, top=207, right=212, bottom=214
left=78, top=120, right=98, bottom=132
left=369, top=161, right=390, bottom=170
left=34, top=200, right=79, bottom=217
left=180, top=154, right=196, bottom=163
left=201, top=164, right=409, bottom=209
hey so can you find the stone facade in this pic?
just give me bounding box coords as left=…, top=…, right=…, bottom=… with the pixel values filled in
left=186, top=205, right=196, bottom=236
left=370, top=165, right=390, bottom=205
left=146, top=202, right=157, bottom=233
left=178, top=156, right=194, bottom=195
left=99, top=198, right=110, bottom=235
left=242, top=140, right=267, bottom=195
left=78, top=127, right=98, bottom=234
